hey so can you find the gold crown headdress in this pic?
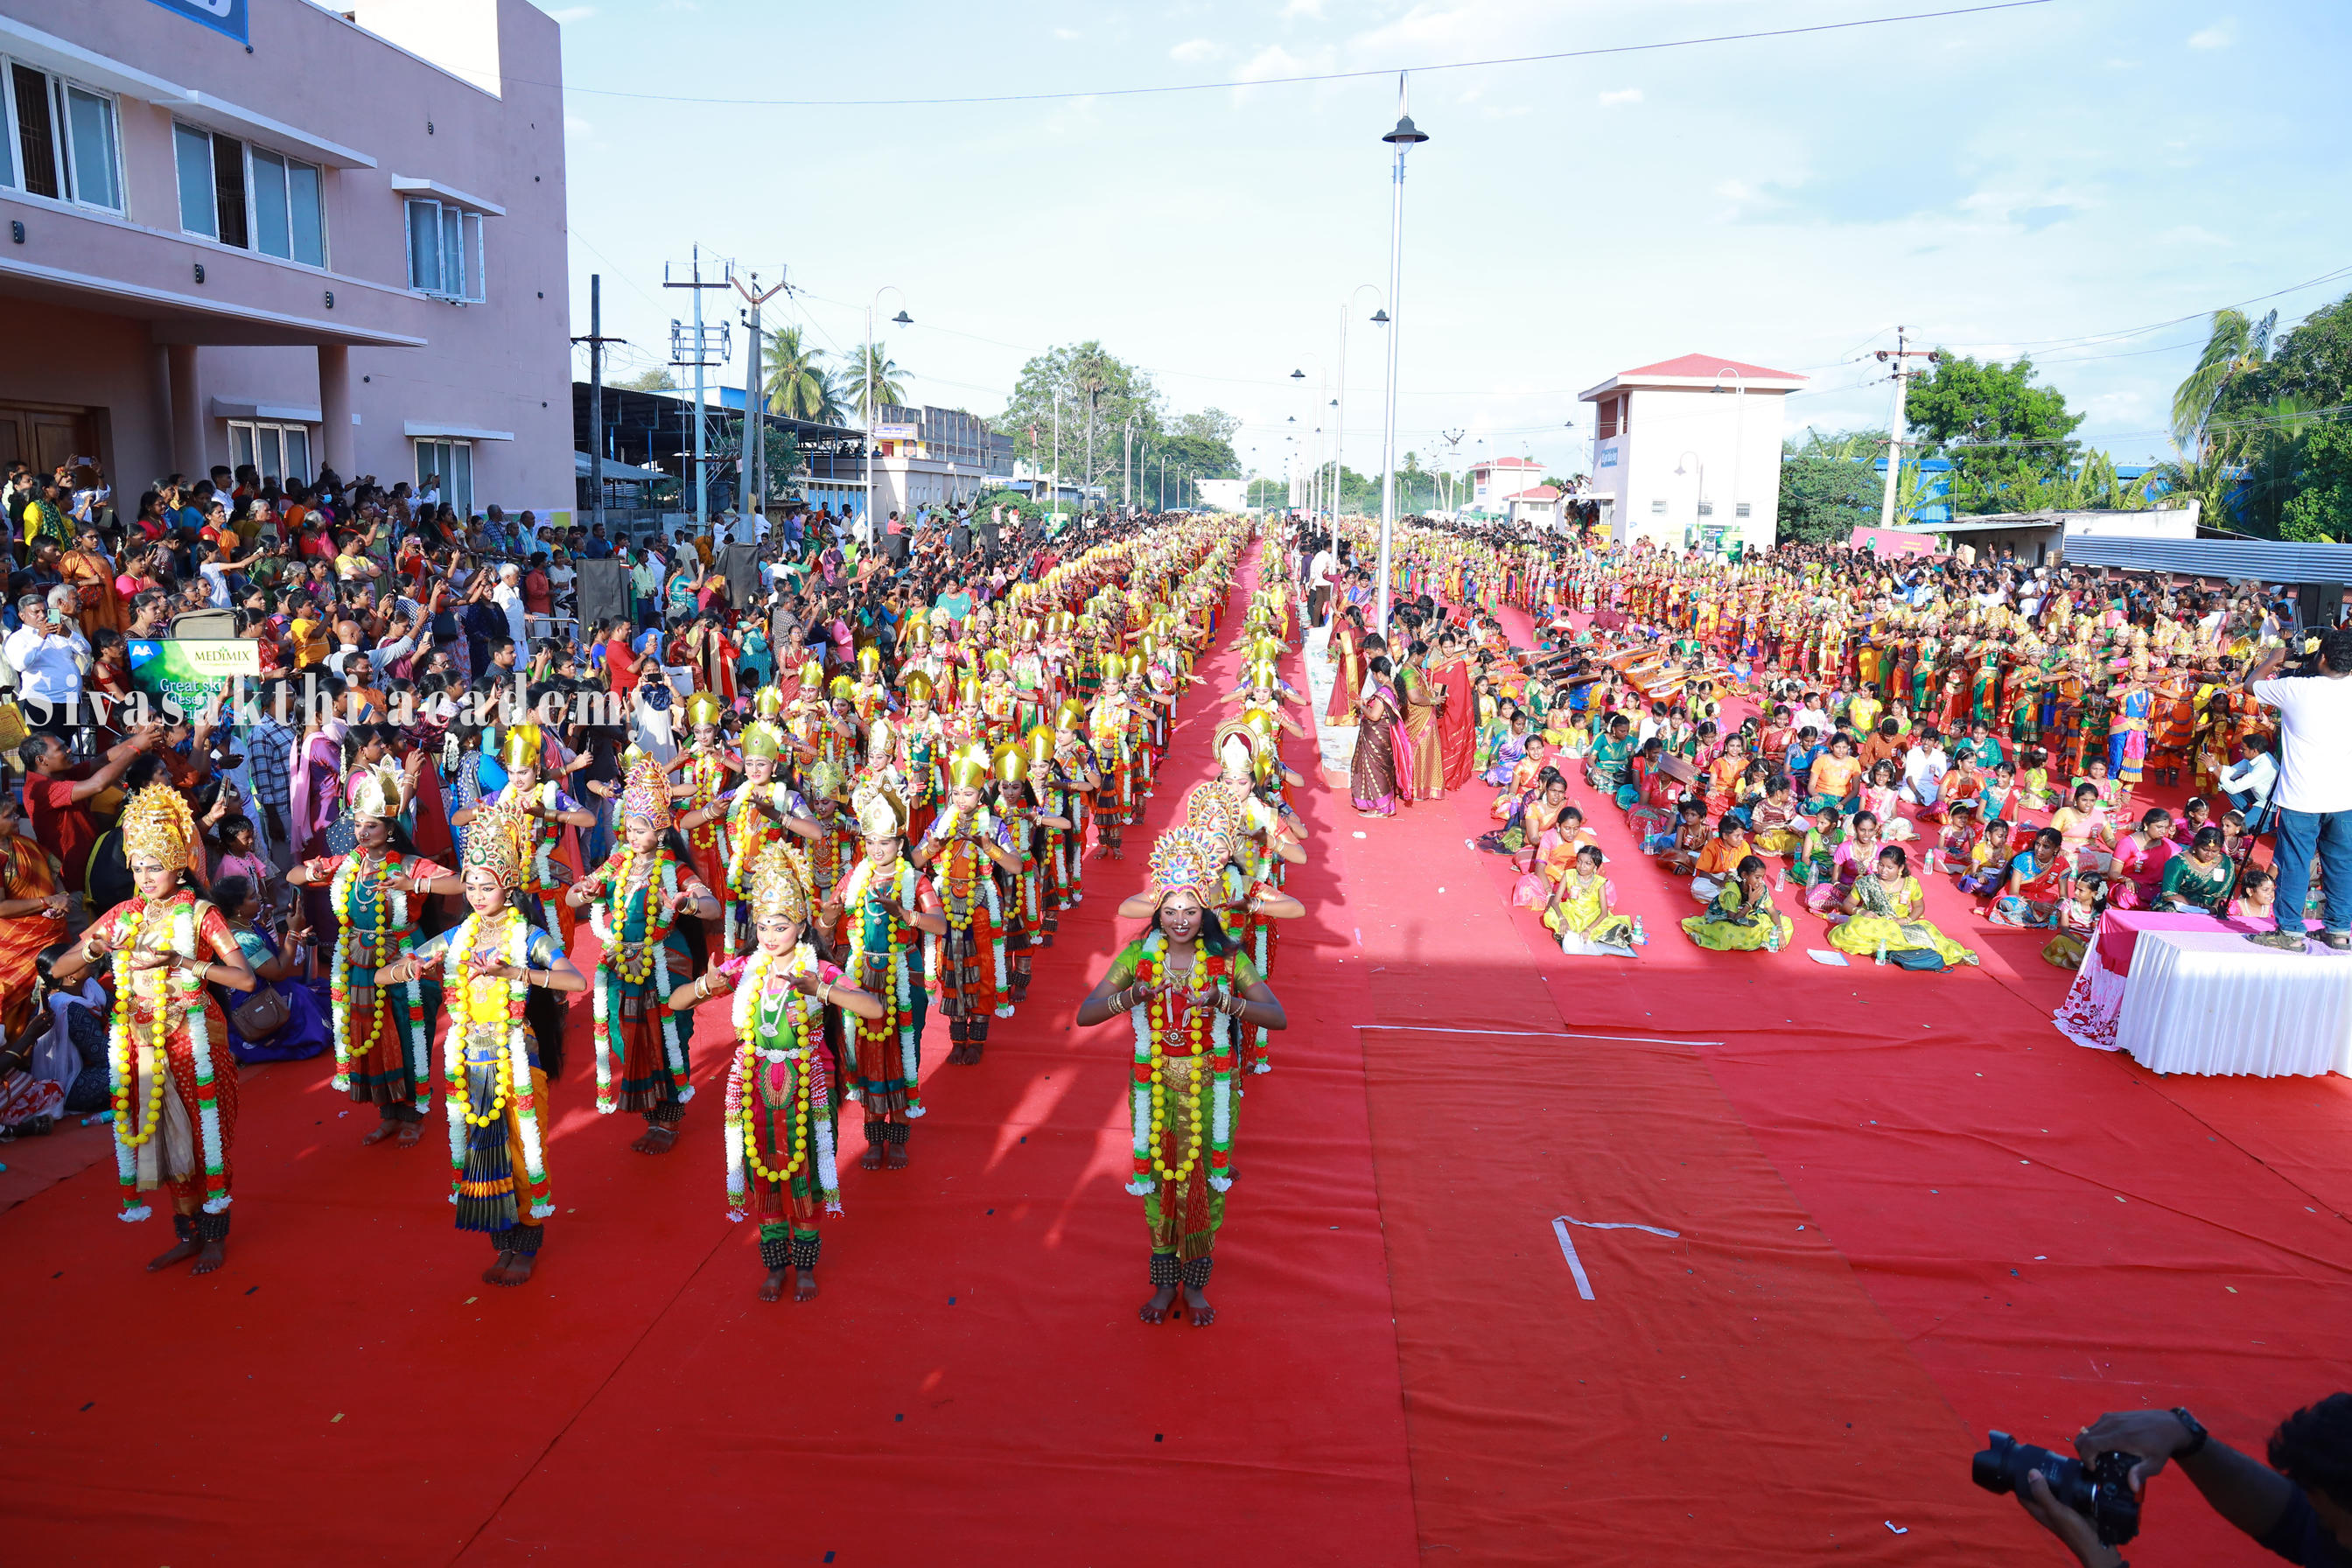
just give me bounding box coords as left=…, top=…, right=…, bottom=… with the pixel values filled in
left=798, top=659, right=826, bottom=689
left=856, top=644, right=882, bottom=677
left=501, top=724, right=542, bottom=774
left=121, top=781, right=198, bottom=874
left=956, top=675, right=981, bottom=709
left=685, top=691, right=724, bottom=729
left=901, top=670, right=935, bottom=704
left=1054, top=699, right=1086, bottom=733
left=1145, top=826, right=1225, bottom=905
left=828, top=675, right=856, bottom=704
left=461, top=798, right=528, bottom=888
left=741, top=719, right=784, bottom=762
left=866, top=715, right=899, bottom=769
left=752, top=686, right=785, bottom=720
left=805, top=760, right=846, bottom=802
left=990, top=740, right=1029, bottom=788
left=748, top=840, right=810, bottom=926
left=850, top=777, right=907, bottom=839
left=947, top=741, right=993, bottom=790
left=348, top=761, right=405, bottom=822
left=618, top=756, right=674, bottom=830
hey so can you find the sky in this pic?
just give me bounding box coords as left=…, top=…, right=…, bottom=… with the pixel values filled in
left=545, top=0, right=2352, bottom=485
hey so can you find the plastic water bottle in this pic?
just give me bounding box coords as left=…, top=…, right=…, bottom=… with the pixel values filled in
left=1765, top=916, right=1782, bottom=954
left=1632, top=915, right=1648, bottom=947
left=1875, top=935, right=1888, bottom=966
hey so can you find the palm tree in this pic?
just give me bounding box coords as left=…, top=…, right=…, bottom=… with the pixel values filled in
left=2172, top=307, right=2276, bottom=457
left=761, top=326, right=832, bottom=424
left=846, top=342, right=909, bottom=425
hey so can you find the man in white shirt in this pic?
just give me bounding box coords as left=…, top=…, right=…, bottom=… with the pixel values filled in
left=494, top=564, right=528, bottom=648
left=1900, top=732, right=1950, bottom=810
left=2244, top=632, right=2352, bottom=951
left=1791, top=694, right=1832, bottom=738
left=1306, top=539, right=1336, bottom=628
left=4, top=592, right=88, bottom=732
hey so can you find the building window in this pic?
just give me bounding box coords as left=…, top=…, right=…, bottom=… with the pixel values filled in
left=405, top=199, right=485, bottom=302
left=228, top=421, right=314, bottom=486
left=1649, top=498, right=1668, bottom=515
left=1735, top=501, right=1752, bottom=518
left=4, top=62, right=122, bottom=210
left=1697, top=501, right=1714, bottom=516
left=416, top=438, right=473, bottom=517
left=175, top=125, right=324, bottom=263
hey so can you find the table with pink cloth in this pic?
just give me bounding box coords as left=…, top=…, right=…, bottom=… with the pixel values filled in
left=2056, top=911, right=2352, bottom=1078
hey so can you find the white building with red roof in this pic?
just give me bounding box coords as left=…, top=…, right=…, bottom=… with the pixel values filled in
left=1466, top=455, right=1545, bottom=515
left=1578, top=353, right=1807, bottom=555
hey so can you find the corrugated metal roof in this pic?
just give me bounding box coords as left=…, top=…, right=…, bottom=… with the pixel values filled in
left=2061, top=535, right=2352, bottom=584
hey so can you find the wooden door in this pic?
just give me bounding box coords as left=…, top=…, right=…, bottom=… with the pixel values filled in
left=0, top=402, right=100, bottom=479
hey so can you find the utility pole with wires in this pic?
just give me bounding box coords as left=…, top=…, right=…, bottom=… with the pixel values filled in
left=570, top=274, right=627, bottom=537
left=664, top=245, right=732, bottom=537
left=1874, top=327, right=1943, bottom=529
left=733, top=267, right=788, bottom=536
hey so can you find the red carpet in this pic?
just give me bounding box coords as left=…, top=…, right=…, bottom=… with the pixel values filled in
left=0, top=546, right=1418, bottom=1567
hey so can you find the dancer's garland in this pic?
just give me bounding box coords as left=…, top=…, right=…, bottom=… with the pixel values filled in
left=721, top=944, right=842, bottom=1222
left=588, top=849, right=687, bottom=1114
left=1123, top=932, right=1236, bottom=1198
left=842, top=856, right=924, bottom=1118
left=926, top=810, right=1011, bottom=1018
left=326, top=853, right=427, bottom=1108
left=106, top=897, right=230, bottom=1220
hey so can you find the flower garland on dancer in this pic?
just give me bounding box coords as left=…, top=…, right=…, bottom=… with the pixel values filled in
left=679, top=718, right=800, bottom=958
left=1075, top=826, right=1288, bottom=1329
left=663, top=693, right=739, bottom=895
left=374, top=800, right=586, bottom=1289
left=667, top=841, right=885, bottom=1303
left=913, top=744, right=1024, bottom=1065
left=816, top=780, right=946, bottom=1170
left=285, top=762, right=458, bottom=1147
left=989, top=738, right=1073, bottom=1006
left=57, top=784, right=259, bottom=1277
left=567, top=757, right=721, bottom=1153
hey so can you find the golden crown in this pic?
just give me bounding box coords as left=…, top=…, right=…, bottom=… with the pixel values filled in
left=748, top=840, right=810, bottom=925
left=120, top=781, right=197, bottom=874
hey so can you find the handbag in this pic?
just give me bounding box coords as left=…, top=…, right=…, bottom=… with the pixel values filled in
left=231, top=981, right=292, bottom=1040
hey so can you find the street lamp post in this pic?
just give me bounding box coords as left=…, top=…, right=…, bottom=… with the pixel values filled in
left=1335, top=289, right=1384, bottom=528
left=865, top=288, right=909, bottom=533
left=1712, top=367, right=1746, bottom=550
left=1376, top=76, right=1428, bottom=633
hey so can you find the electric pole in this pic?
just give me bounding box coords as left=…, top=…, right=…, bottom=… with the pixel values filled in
left=570, top=274, right=626, bottom=537
left=733, top=268, right=788, bottom=536
left=1874, top=326, right=1942, bottom=529
left=665, top=245, right=732, bottom=537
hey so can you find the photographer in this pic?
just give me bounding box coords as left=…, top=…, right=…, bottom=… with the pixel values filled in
left=2244, top=627, right=2352, bottom=953
left=2014, top=1400, right=2351, bottom=1566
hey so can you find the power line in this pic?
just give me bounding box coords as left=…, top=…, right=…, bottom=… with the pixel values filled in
left=551, top=2, right=2051, bottom=108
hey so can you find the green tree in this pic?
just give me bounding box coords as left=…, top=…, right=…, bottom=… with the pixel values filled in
left=995, top=341, right=1165, bottom=499
left=713, top=418, right=801, bottom=500
left=1245, top=477, right=1287, bottom=510
left=1903, top=354, right=2085, bottom=514
left=761, top=325, right=840, bottom=424
left=2278, top=419, right=2352, bottom=542
left=2226, top=291, right=2352, bottom=415
left=1777, top=451, right=1883, bottom=543
left=2172, top=308, right=2275, bottom=454
left=845, top=342, right=908, bottom=423
left=614, top=366, right=676, bottom=393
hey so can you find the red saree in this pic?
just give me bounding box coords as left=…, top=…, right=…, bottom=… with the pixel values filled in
left=1434, top=656, right=1476, bottom=791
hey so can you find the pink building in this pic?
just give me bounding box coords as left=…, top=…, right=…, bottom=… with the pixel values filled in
left=0, top=0, right=570, bottom=520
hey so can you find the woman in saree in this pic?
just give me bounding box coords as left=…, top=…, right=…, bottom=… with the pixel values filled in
left=1829, top=846, right=1979, bottom=967
left=0, top=792, right=73, bottom=1038
left=1802, top=811, right=1886, bottom=916
left=1399, top=643, right=1447, bottom=801
left=2104, top=808, right=2175, bottom=911
left=1482, top=711, right=1534, bottom=788
left=1323, top=610, right=1364, bottom=729
left=1544, top=844, right=1639, bottom=956
left=1683, top=855, right=1796, bottom=952
left=1987, top=826, right=2070, bottom=927
left=1350, top=654, right=1410, bottom=817
left=1509, top=790, right=1590, bottom=904
left=2156, top=827, right=2234, bottom=915
left=208, top=874, right=332, bottom=1066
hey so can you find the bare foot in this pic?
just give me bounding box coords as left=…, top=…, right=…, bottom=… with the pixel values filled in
left=397, top=1119, right=425, bottom=1148
left=1183, top=1283, right=1215, bottom=1326
left=630, top=1124, right=680, bottom=1155
left=859, top=1142, right=883, bottom=1171
left=362, top=1119, right=402, bottom=1145
left=147, top=1236, right=202, bottom=1271
left=494, top=1251, right=537, bottom=1288
left=886, top=1139, right=909, bottom=1171
left=192, top=1240, right=226, bottom=1276
left=760, top=1267, right=788, bottom=1303
left=794, top=1266, right=818, bottom=1303
left=1138, top=1284, right=1177, bottom=1325
left=483, top=1250, right=518, bottom=1285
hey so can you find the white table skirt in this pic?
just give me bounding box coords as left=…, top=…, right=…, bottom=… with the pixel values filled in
left=2103, top=930, right=2352, bottom=1078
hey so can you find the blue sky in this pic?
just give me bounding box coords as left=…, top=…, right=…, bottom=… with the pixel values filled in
left=548, top=0, right=2352, bottom=480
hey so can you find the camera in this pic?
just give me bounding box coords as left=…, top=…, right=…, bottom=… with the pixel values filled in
left=1971, top=1431, right=2141, bottom=1545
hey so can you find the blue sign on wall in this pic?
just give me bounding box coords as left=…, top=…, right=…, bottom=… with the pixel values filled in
left=144, top=0, right=249, bottom=45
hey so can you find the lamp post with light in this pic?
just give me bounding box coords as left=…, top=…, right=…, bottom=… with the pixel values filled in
left=1375, top=76, right=1427, bottom=632
left=864, top=289, right=909, bottom=533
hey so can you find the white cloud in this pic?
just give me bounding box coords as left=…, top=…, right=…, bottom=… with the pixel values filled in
left=542, top=4, right=595, bottom=21
left=1169, top=38, right=1218, bottom=62
left=1598, top=88, right=1642, bottom=107
left=564, top=113, right=592, bottom=136
left=2188, top=20, right=2232, bottom=47
left=1052, top=25, right=1080, bottom=40
left=1284, top=0, right=1325, bottom=17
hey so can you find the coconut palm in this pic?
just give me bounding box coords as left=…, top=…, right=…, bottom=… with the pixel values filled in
left=2172, top=307, right=2277, bottom=457
left=846, top=343, right=909, bottom=425
left=761, top=325, right=833, bottom=424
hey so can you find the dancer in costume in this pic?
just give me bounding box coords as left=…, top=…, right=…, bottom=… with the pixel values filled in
left=284, top=760, right=458, bottom=1146
left=668, top=842, right=884, bottom=1303
left=564, top=758, right=722, bottom=1153
left=990, top=739, right=1072, bottom=1007
left=451, top=727, right=598, bottom=923
left=680, top=718, right=798, bottom=957
left=58, top=784, right=259, bottom=1275
left=374, top=801, right=585, bottom=1287
left=663, top=693, right=738, bottom=893
left=1075, top=826, right=1287, bottom=1328
left=913, top=744, right=1022, bottom=1065
left=815, top=780, right=947, bottom=1169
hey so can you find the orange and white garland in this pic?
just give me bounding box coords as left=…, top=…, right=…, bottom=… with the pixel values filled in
left=441, top=910, right=553, bottom=1218
left=1123, top=933, right=1236, bottom=1199
left=721, top=944, right=842, bottom=1222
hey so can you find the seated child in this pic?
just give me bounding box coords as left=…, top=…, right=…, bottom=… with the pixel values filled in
left=1649, top=798, right=1711, bottom=878
left=1955, top=817, right=2015, bottom=900
left=1690, top=817, right=1754, bottom=904
left=1749, top=779, right=1810, bottom=857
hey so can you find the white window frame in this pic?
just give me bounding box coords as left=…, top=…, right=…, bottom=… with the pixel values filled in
left=404, top=198, right=486, bottom=304
left=0, top=58, right=126, bottom=213
left=228, top=421, right=315, bottom=487
left=415, top=438, right=474, bottom=518
left=172, top=121, right=330, bottom=268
